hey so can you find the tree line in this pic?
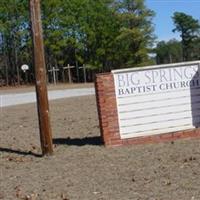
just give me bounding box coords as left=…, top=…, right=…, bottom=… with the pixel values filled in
left=0, top=0, right=199, bottom=86
left=155, top=12, right=200, bottom=64
left=0, top=0, right=155, bottom=86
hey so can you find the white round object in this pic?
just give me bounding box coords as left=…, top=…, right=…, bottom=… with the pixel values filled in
left=21, top=64, right=29, bottom=71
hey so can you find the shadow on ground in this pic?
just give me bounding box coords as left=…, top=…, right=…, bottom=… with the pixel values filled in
left=53, top=136, right=103, bottom=146
left=0, top=147, right=42, bottom=157
left=0, top=137, right=102, bottom=157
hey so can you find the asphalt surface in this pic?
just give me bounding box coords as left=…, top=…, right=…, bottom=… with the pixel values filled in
left=0, top=87, right=95, bottom=107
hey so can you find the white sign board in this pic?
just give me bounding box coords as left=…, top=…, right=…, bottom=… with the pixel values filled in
left=112, top=61, right=200, bottom=139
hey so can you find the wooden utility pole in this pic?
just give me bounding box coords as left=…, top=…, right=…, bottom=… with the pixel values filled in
left=29, top=0, right=53, bottom=155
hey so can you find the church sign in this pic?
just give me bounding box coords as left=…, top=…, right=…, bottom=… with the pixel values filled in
left=113, top=61, right=200, bottom=139
left=95, top=61, right=200, bottom=147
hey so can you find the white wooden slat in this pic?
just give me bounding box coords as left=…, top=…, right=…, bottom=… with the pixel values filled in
left=119, top=104, right=200, bottom=119
left=116, top=86, right=200, bottom=99
left=120, top=118, right=200, bottom=134
left=119, top=110, right=196, bottom=125
left=120, top=125, right=195, bottom=139
left=117, top=97, right=199, bottom=112
left=117, top=88, right=200, bottom=105
left=121, top=112, right=200, bottom=127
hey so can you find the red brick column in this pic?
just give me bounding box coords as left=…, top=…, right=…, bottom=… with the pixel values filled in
left=95, top=73, right=122, bottom=146
left=95, top=73, right=200, bottom=147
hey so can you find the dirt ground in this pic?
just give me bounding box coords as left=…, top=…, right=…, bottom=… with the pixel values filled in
left=1, top=87, right=200, bottom=200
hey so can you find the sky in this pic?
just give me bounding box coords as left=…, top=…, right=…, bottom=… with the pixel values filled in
left=145, top=0, right=200, bottom=42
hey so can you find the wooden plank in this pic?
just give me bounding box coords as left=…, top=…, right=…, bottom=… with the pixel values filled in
left=117, top=88, right=200, bottom=105
left=119, top=105, right=200, bottom=119
left=120, top=118, right=199, bottom=134
left=120, top=111, right=200, bottom=126
left=120, top=125, right=194, bottom=139
left=118, top=97, right=199, bottom=112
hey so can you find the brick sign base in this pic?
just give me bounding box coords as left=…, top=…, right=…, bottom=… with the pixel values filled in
left=95, top=72, right=200, bottom=147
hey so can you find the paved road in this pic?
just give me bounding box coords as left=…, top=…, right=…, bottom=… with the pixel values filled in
left=0, top=87, right=95, bottom=107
